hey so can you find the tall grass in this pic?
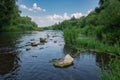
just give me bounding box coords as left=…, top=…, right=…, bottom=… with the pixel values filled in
left=63, top=28, right=120, bottom=55
left=101, top=58, right=120, bottom=80
left=63, top=28, right=79, bottom=45
left=76, top=38, right=120, bottom=55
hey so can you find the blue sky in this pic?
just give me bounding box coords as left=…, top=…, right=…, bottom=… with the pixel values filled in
left=17, top=0, right=99, bottom=27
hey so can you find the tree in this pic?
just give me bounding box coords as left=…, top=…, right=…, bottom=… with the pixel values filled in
left=0, top=0, right=20, bottom=29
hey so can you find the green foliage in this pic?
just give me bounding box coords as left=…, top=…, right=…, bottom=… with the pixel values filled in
left=63, top=28, right=79, bottom=45
left=98, top=0, right=120, bottom=28
left=0, top=0, right=20, bottom=28
left=85, top=11, right=98, bottom=26
left=50, top=0, right=120, bottom=44
left=101, top=58, right=120, bottom=80
left=0, top=0, right=39, bottom=31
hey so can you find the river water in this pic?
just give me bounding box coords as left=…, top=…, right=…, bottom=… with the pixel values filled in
left=0, top=30, right=110, bottom=80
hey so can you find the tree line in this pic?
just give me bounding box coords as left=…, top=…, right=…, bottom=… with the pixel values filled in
left=0, top=0, right=38, bottom=31
left=50, top=0, right=120, bottom=44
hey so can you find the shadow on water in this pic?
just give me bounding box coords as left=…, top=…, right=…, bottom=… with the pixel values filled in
left=0, top=32, right=23, bottom=80
left=0, top=53, right=20, bottom=75
left=0, top=32, right=22, bottom=53
left=64, top=44, right=117, bottom=68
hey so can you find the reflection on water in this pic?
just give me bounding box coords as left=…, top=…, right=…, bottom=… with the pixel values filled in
left=0, top=30, right=114, bottom=80
left=0, top=54, right=19, bottom=79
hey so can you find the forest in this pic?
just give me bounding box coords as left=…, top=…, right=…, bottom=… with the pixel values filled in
left=0, top=0, right=39, bottom=31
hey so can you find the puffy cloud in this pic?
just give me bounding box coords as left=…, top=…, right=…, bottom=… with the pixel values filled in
left=29, top=16, right=55, bottom=27
left=28, top=8, right=33, bottom=11
left=42, top=9, right=46, bottom=12
left=63, top=13, right=70, bottom=19
left=29, top=12, right=83, bottom=27
left=71, top=12, right=83, bottom=18
left=47, top=14, right=63, bottom=21
left=20, top=4, right=28, bottom=9
left=20, top=3, right=46, bottom=12
left=33, top=3, right=42, bottom=11
left=33, top=3, right=37, bottom=9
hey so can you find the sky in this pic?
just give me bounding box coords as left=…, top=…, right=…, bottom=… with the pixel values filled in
left=17, top=0, right=99, bottom=27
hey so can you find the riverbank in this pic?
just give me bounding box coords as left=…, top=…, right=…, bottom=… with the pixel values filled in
left=63, top=28, right=120, bottom=80
left=63, top=28, right=120, bottom=55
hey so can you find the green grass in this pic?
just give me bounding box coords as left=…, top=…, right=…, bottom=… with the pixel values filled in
left=63, top=28, right=120, bottom=55
left=63, top=28, right=79, bottom=45
left=101, top=58, right=120, bottom=80
left=63, top=28, right=120, bottom=80
left=1, top=25, right=39, bottom=31
left=76, top=38, right=120, bottom=55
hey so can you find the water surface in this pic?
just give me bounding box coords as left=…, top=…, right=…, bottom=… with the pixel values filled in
left=0, top=30, right=109, bottom=80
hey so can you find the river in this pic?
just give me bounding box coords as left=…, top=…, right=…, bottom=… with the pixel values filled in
left=0, top=30, right=110, bottom=80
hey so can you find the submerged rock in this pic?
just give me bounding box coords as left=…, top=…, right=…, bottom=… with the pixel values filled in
left=54, top=41, right=57, bottom=43
left=31, top=42, right=38, bottom=46
left=40, top=38, right=46, bottom=43
left=47, top=34, right=50, bottom=38
left=31, top=39, right=35, bottom=41
left=26, top=48, right=31, bottom=51
left=40, top=47, right=44, bottom=49
left=53, top=54, right=74, bottom=67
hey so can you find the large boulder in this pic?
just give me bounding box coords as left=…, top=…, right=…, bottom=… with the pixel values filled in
left=54, top=54, right=74, bottom=67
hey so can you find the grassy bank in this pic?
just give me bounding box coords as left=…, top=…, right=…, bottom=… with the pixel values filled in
left=0, top=25, right=40, bottom=32
left=63, top=28, right=120, bottom=55
left=63, top=28, right=120, bottom=80
left=101, top=58, right=120, bottom=80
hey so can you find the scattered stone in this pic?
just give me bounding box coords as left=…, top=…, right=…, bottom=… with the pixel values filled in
left=54, top=41, right=57, bottom=43
left=59, top=44, right=62, bottom=46
left=31, top=39, right=35, bottom=41
left=32, top=55, right=37, bottom=57
left=50, top=39, right=53, bottom=40
left=26, top=48, right=31, bottom=51
left=53, top=54, right=74, bottom=67
left=40, top=38, right=46, bottom=43
left=47, top=34, right=50, bottom=38
left=31, top=42, right=38, bottom=46
left=52, top=35, right=57, bottom=38
left=40, top=47, right=44, bottom=49
left=25, top=42, right=31, bottom=46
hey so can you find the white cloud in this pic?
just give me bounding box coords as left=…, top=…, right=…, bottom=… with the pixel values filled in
left=71, top=12, right=83, bottom=18
left=33, top=3, right=42, bottom=11
left=33, top=3, right=37, bottom=9
left=20, top=3, right=46, bottom=12
left=20, top=4, right=28, bottom=9
left=28, top=8, right=33, bottom=11
left=42, top=9, right=46, bottom=12
left=29, top=12, right=83, bottom=27
left=63, top=13, right=70, bottom=19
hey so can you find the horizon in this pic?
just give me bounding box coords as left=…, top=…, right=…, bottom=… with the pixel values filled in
left=17, top=0, right=99, bottom=27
